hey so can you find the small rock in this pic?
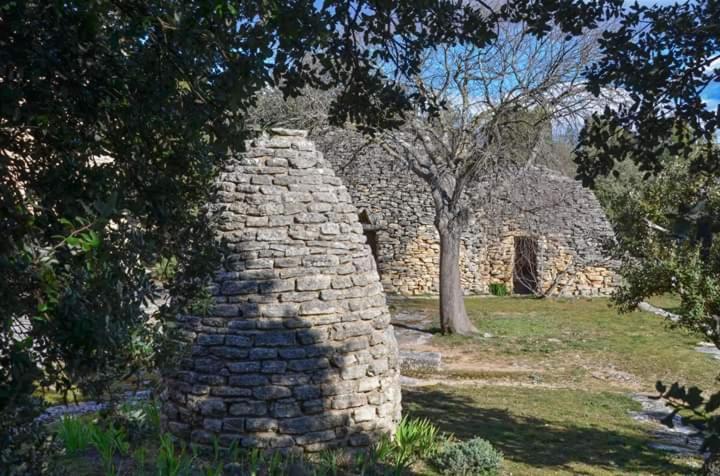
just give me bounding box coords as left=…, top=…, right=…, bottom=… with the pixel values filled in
left=399, top=351, right=442, bottom=372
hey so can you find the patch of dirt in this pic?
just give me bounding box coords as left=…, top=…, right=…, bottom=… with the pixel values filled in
left=439, top=346, right=542, bottom=372
left=390, top=306, right=644, bottom=392
left=575, top=358, right=644, bottom=391
left=590, top=368, right=642, bottom=386
left=400, top=375, right=566, bottom=390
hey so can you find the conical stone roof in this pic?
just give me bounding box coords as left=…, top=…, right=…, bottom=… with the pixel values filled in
left=162, top=129, right=402, bottom=452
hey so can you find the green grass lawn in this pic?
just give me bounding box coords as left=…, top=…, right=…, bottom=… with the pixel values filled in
left=393, top=296, right=717, bottom=475
left=45, top=296, right=715, bottom=475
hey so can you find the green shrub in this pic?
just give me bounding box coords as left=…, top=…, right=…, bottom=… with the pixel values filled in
left=431, top=437, right=503, bottom=476
left=489, top=283, right=508, bottom=296
left=1, top=399, right=56, bottom=475
left=57, top=416, right=93, bottom=456
left=110, top=399, right=161, bottom=440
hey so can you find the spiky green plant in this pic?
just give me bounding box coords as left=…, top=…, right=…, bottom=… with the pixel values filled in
left=156, top=433, right=192, bottom=476
left=247, top=448, right=264, bottom=476
left=90, top=424, right=129, bottom=476
left=318, top=449, right=343, bottom=475
left=267, top=451, right=284, bottom=476
left=56, top=416, right=93, bottom=456
left=394, top=416, right=440, bottom=460
left=134, top=447, right=147, bottom=476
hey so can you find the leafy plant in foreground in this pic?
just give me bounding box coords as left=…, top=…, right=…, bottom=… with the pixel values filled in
left=90, top=424, right=129, bottom=476
left=595, top=147, right=720, bottom=473
left=267, top=451, right=284, bottom=476
left=654, top=382, right=720, bottom=457
left=394, top=416, right=440, bottom=460
left=246, top=448, right=264, bottom=476
left=134, top=447, right=148, bottom=476
left=0, top=399, right=55, bottom=476
left=57, top=416, right=93, bottom=456
left=372, top=416, right=442, bottom=475
left=202, top=462, right=224, bottom=476
left=431, top=437, right=503, bottom=476
left=318, top=449, right=343, bottom=475
left=156, top=433, right=192, bottom=476
left=353, top=450, right=373, bottom=476
left=111, top=399, right=161, bottom=440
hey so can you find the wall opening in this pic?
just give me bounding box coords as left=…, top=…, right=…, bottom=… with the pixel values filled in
left=359, top=210, right=381, bottom=268
left=513, top=236, right=538, bottom=295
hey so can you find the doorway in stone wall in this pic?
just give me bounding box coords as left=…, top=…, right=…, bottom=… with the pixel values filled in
left=513, top=236, right=538, bottom=294
left=358, top=210, right=381, bottom=268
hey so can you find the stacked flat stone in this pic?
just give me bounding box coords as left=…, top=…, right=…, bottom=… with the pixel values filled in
left=162, top=129, right=401, bottom=452
left=313, top=127, right=619, bottom=297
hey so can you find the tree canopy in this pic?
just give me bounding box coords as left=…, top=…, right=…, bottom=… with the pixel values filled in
left=574, top=2, right=720, bottom=466
left=0, top=0, right=627, bottom=419
left=576, top=0, right=720, bottom=185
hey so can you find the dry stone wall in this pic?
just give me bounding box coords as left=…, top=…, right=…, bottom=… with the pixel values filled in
left=477, top=171, right=619, bottom=296
left=162, top=129, right=401, bottom=453
left=320, top=135, right=440, bottom=295
left=314, top=128, right=619, bottom=297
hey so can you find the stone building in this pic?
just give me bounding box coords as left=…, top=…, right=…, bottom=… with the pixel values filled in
left=313, top=129, right=619, bottom=297
left=162, top=130, right=401, bottom=452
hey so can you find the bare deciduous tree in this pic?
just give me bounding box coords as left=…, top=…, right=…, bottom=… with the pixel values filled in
left=248, top=86, right=336, bottom=133
left=379, top=21, right=612, bottom=334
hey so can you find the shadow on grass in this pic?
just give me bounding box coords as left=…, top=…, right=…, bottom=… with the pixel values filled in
left=391, top=322, right=442, bottom=335
left=404, top=388, right=692, bottom=475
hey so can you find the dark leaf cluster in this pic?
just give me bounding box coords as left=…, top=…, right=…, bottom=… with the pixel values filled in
left=576, top=0, right=720, bottom=186
left=656, top=380, right=720, bottom=455
left=0, top=0, right=623, bottom=438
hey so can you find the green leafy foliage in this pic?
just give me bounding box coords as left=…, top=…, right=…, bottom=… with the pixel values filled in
left=246, top=448, right=264, bottom=476
left=593, top=138, right=720, bottom=465
left=156, top=433, right=192, bottom=476
left=371, top=416, right=443, bottom=474
left=44, top=403, right=457, bottom=476
left=107, top=399, right=162, bottom=441
left=352, top=451, right=373, bottom=476
left=202, top=461, right=224, bottom=476
left=57, top=416, right=93, bottom=456
left=318, top=449, right=343, bottom=476
left=394, top=416, right=440, bottom=461
left=576, top=1, right=719, bottom=188
left=602, top=152, right=720, bottom=344
left=655, top=381, right=720, bottom=451
left=90, top=423, right=129, bottom=476
left=489, top=283, right=509, bottom=297
left=0, top=397, right=55, bottom=476
left=431, top=437, right=504, bottom=476
left=134, top=447, right=148, bottom=476
left=0, top=0, right=621, bottom=433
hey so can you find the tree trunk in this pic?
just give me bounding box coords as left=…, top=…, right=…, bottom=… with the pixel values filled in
left=438, top=226, right=478, bottom=335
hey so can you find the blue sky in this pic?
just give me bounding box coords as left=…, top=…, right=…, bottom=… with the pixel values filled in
left=705, top=82, right=720, bottom=112
left=703, top=58, right=720, bottom=111
left=311, top=1, right=719, bottom=112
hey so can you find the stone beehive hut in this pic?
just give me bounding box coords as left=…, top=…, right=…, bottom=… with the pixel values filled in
left=162, top=129, right=401, bottom=452
left=314, top=128, right=619, bottom=297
